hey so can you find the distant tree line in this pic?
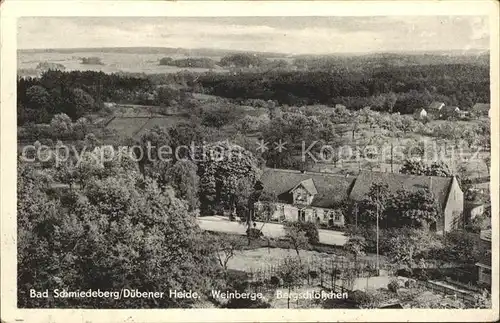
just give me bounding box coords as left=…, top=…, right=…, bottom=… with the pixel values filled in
left=17, top=70, right=154, bottom=124
left=159, top=57, right=217, bottom=69
left=197, top=64, right=489, bottom=113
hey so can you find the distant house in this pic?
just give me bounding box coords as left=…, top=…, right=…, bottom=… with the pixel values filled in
left=440, top=106, right=461, bottom=119
left=471, top=103, right=491, bottom=118
left=349, top=171, right=464, bottom=233
left=427, top=101, right=445, bottom=117
left=256, top=168, right=464, bottom=233
left=256, top=168, right=355, bottom=228
left=457, top=110, right=469, bottom=119
left=476, top=229, right=491, bottom=287
left=413, top=108, right=428, bottom=120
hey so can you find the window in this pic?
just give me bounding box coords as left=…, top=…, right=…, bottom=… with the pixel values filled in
left=298, top=209, right=306, bottom=222
left=334, top=211, right=341, bottom=221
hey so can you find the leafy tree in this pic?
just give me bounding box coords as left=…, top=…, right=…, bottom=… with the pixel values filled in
left=201, top=105, right=241, bottom=129
left=443, top=231, right=481, bottom=264
left=358, top=182, right=391, bottom=223
left=398, top=115, right=416, bottom=133
left=24, top=85, right=53, bottom=122
left=164, top=160, right=200, bottom=211
left=400, top=159, right=453, bottom=177
left=234, top=115, right=262, bottom=134
left=208, top=234, right=244, bottom=276
left=283, top=222, right=310, bottom=261
left=196, top=141, right=260, bottom=216
left=386, top=188, right=441, bottom=228
left=137, top=126, right=172, bottom=179
left=277, top=257, right=307, bottom=309
left=427, top=161, right=453, bottom=177
left=70, top=88, right=95, bottom=118
left=386, top=228, right=442, bottom=273
left=386, top=92, right=398, bottom=113
left=344, top=235, right=366, bottom=263
left=285, top=221, right=319, bottom=245
left=18, top=160, right=222, bottom=308
left=155, top=86, right=182, bottom=107
left=167, top=122, right=213, bottom=160
left=50, top=113, right=73, bottom=134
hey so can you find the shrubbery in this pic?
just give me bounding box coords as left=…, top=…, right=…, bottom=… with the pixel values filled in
left=285, top=221, right=320, bottom=244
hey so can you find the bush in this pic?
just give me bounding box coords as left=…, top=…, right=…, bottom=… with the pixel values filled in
left=387, top=279, right=400, bottom=293
left=286, top=221, right=320, bottom=244
left=349, top=290, right=374, bottom=308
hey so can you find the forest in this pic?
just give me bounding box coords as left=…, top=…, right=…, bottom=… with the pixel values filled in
left=17, top=59, right=490, bottom=126
left=198, top=64, right=490, bottom=112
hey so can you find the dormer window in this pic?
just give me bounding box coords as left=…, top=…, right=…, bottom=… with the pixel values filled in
left=290, top=178, right=317, bottom=205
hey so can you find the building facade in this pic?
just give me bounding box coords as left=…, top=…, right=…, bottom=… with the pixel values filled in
left=257, top=168, right=464, bottom=233
left=256, top=169, right=354, bottom=228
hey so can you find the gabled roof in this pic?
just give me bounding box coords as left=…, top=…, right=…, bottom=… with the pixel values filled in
left=441, top=106, right=460, bottom=114
left=349, top=171, right=454, bottom=210
left=260, top=168, right=355, bottom=208
left=291, top=178, right=318, bottom=195
left=428, top=101, right=445, bottom=111
left=260, top=169, right=459, bottom=211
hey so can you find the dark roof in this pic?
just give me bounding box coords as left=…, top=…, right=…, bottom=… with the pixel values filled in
left=349, top=171, right=454, bottom=209
left=260, top=168, right=355, bottom=208
left=428, top=101, right=445, bottom=111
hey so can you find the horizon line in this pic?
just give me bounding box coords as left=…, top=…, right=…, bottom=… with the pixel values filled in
left=17, top=46, right=490, bottom=57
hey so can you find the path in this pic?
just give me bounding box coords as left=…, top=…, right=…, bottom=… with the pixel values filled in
left=197, top=216, right=347, bottom=246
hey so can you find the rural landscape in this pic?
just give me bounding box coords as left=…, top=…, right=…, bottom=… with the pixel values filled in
left=17, top=16, right=492, bottom=309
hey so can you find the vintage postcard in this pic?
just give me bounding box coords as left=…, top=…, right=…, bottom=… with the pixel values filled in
left=1, top=0, right=499, bottom=322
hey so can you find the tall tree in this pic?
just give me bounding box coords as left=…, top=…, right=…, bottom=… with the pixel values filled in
left=196, top=141, right=260, bottom=216
left=164, top=160, right=200, bottom=211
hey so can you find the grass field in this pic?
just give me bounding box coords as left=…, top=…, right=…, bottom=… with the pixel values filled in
left=17, top=51, right=230, bottom=76
left=105, top=114, right=191, bottom=139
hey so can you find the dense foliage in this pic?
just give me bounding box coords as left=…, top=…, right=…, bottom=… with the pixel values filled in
left=18, top=70, right=153, bottom=124
left=17, top=159, right=222, bottom=308
left=198, top=64, right=489, bottom=112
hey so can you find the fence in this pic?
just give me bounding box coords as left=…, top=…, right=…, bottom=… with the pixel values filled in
left=417, top=280, right=478, bottom=305
left=246, top=254, right=391, bottom=293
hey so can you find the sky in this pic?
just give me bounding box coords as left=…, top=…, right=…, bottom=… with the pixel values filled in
left=17, top=16, right=490, bottom=54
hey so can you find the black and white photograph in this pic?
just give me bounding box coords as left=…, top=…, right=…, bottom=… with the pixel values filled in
left=1, top=1, right=499, bottom=322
